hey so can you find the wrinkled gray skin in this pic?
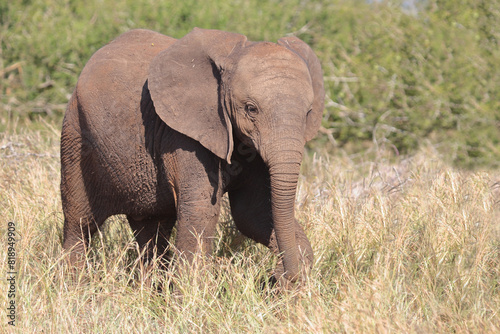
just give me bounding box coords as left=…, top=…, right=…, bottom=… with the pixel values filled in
left=61, top=28, right=325, bottom=283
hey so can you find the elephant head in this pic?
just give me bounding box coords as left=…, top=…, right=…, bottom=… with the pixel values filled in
left=148, top=28, right=324, bottom=282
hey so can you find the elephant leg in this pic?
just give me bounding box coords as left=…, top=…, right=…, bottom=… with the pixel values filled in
left=61, top=110, right=111, bottom=269
left=62, top=209, right=108, bottom=269
left=127, top=216, right=176, bottom=267
left=168, top=146, right=225, bottom=268
left=61, top=160, right=109, bottom=268
left=292, top=220, right=314, bottom=276
left=176, top=175, right=222, bottom=264
left=228, top=167, right=313, bottom=281
left=174, top=200, right=221, bottom=265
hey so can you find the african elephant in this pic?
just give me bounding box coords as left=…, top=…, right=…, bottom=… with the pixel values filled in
left=60, top=28, right=324, bottom=284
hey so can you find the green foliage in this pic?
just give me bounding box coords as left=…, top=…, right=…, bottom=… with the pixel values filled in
left=1, top=0, right=499, bottom=167
left=314, top=0, right=500, bottom=168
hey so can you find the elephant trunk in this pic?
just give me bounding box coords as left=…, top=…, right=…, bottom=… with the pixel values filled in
left=266, top=145, right=303, bottom=282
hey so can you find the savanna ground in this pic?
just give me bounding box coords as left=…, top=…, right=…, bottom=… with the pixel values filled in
left=1, top=120, right=499, bottom=332
left=2, top=0, right=500, bottom=332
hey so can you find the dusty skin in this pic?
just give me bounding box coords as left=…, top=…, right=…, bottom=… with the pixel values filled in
left=60, top=28, right=325, bottom=284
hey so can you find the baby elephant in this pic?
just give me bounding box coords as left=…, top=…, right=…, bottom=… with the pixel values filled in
left=61, top=28, right=324, bottom=283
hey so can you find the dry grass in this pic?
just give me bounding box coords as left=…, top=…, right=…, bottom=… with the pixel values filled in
left=1, top=122, right=499, bottom=333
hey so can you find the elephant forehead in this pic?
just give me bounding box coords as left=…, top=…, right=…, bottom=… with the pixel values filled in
left=238, top=44, right=306, bottom=73
left=233, top=44, right=313, bottom=98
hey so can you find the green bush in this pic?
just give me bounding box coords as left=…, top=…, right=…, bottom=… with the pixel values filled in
left=1, top=0, right=499, bottom=168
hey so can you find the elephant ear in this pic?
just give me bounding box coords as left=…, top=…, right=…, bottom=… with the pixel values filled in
left=149, top=28, right=247, bottom=163
left=278, top=36, right=325, bottom=142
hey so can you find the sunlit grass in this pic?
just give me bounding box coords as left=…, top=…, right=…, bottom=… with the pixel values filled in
left=1, top=122, right=499, bottom=332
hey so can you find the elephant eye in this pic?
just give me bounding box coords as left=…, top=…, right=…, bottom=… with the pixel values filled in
left=245, top=103, right=258, bottom=116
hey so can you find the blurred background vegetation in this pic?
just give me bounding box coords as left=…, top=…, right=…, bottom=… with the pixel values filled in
left=1, top=0, right=499, bottom=168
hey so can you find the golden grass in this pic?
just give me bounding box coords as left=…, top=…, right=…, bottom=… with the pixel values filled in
left=1, top=123, right=499, bottom=333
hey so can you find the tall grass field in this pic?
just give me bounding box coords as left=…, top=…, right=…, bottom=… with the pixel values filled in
left=1, top=122, right=499, bottom=332
left=1, top=0, right=500, bottom=332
